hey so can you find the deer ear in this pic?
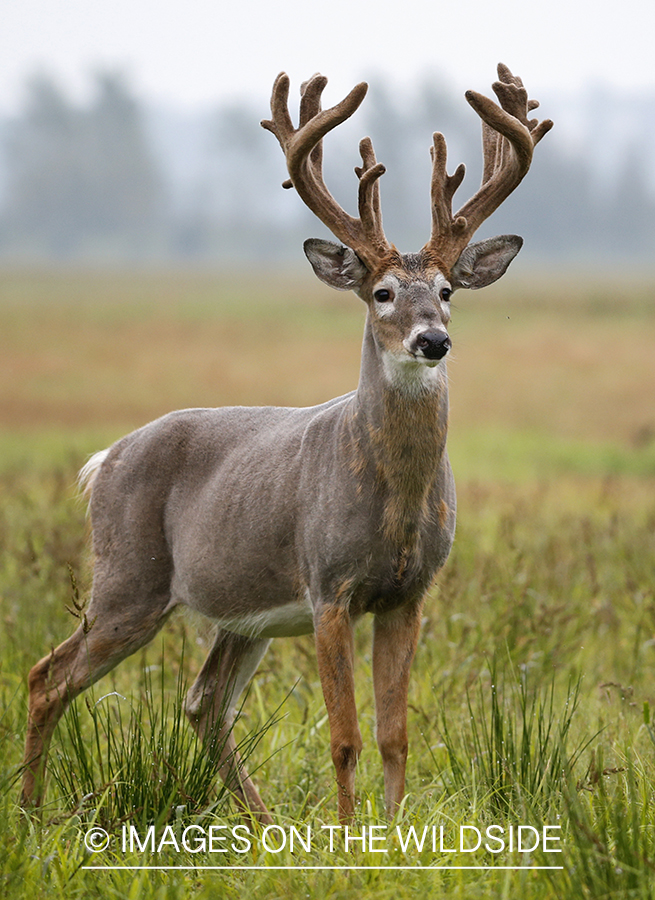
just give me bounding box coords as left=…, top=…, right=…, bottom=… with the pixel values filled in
left=451, top=235, right=523, bottom=290
left=304, top=239, right=368, bottom=291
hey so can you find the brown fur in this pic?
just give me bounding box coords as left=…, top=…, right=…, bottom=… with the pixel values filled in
left=369, top=388, right=448, bottom=547
left=438, top=498, right=451, bottom=529
left=314, top=604, right=361, bottom=821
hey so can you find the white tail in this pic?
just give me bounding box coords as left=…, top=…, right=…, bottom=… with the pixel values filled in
left=22, top=65, right=551, bottom=823
left=78, top=449, right=110, bottom=497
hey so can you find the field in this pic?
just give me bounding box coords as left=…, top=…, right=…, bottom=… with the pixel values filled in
left=0, top=266, right=654, bottom=899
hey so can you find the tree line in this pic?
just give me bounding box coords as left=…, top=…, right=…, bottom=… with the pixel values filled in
left=0, top=72, right=653, bottom=265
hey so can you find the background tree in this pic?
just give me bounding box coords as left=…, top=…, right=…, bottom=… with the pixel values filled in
left=0, top=72, right=654, bottom=265
left=1, top=72, right=166, bottom=259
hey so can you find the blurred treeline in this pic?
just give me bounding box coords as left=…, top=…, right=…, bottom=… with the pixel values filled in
left=0, top=71, right=654, bottom=265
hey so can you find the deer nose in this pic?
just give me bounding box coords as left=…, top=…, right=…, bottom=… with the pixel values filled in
left=414, top=330, right=452, bottom=360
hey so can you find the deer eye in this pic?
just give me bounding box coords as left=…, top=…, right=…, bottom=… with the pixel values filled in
left=374, top=288, right=393, bottom=303
left=440, top=287, right=452, bottom=303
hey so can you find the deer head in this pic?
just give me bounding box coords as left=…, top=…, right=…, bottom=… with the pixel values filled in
left=262, top=65, right=552, bottom=380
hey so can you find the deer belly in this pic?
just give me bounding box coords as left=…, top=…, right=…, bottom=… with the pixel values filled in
left=214, top=596, right=314, bottom=638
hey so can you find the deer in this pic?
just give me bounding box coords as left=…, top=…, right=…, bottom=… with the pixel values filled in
left=21, top=64, right=551, bottom=824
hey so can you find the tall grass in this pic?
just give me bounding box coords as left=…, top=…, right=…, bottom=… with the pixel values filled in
left=45, top=652, right=283, bottom=830
left=561, top=751, right=655, bottom=899
left=438, top=663, right=590, bottom=816
left=1, top=465, right=654, bottom=896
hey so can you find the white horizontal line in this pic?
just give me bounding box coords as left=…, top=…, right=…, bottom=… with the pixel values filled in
left=82, top=865, right=564, bottom=871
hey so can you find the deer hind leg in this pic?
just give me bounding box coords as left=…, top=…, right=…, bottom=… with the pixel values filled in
left=314, top=603, right=362, bottom=823
left=184, top=628, right=272, bottom=824
left=21, top=590, right=175, bottom=808
left=372, top=601, right=423, bottom=818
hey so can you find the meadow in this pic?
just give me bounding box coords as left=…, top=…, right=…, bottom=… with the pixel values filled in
left=0, top=266, right=654, bottom=899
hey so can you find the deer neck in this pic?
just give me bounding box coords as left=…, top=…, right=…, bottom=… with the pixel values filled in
left=351, top=316, right=450, bottom=546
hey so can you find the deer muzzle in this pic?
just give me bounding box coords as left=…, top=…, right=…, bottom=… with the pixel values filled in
left=413, top=330, right=452, bottom=361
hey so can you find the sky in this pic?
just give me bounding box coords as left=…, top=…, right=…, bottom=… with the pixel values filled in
left=1, top=0, right=654, bottom=117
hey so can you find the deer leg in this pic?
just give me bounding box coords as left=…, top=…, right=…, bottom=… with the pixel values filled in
left=184, top=629, right=272, bottom=824
left=314, top=603, right=362, bottom=823
left=372, top=601, right=423, bottom=818
left=22, top=591, right=175, bottom=808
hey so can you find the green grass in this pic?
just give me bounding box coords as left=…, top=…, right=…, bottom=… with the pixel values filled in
left=2, top=464, right=655, bottom=898
left=1, top=267, right=655, bottom=898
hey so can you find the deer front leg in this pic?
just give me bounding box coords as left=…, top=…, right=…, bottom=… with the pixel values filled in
left=314, top=603, right=362, bottom=823
left=372, top=601, right=423, bottom=818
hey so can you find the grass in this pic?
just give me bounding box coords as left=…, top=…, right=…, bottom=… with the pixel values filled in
left=46, top=652, right=275, bottom=829
left=1, top=266, right=655, bottom=897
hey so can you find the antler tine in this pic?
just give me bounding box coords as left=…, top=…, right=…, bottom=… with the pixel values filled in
left=424, top=63, right=553, bottom=268
left=262, top=73, right=391, bottom=270
left=299, top=74, right=327, bottom=179
left=262, top=72, right=297, bottom=190
left=355, top=137, right=388, bottom=256
left=262, top=72, right=294, bottom=144
left=273, top=75, right=327, bottom=191
left=427, top=132, right=466, bottom=248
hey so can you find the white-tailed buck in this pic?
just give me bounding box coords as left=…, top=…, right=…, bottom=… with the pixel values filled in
left=22, top=64, right=551, bottom=822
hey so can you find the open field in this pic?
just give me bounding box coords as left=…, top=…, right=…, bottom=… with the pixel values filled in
left=1, top=267, right=654, bottom=476
left=1, top=267, right=654, bottom=899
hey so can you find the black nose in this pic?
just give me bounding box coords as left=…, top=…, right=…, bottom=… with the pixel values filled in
left=415, top=331, right=452, bottom=360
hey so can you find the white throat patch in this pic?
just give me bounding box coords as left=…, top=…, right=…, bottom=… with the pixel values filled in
left=381, top=350, right=446, bottom=396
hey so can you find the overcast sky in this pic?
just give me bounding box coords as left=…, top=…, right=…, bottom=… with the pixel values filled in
left=1, top=0, right=654, bottom=116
